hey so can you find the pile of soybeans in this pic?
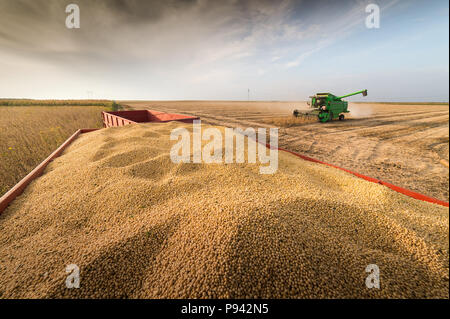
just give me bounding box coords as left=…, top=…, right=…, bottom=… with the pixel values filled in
left=0, top=122, right=448, bottom=299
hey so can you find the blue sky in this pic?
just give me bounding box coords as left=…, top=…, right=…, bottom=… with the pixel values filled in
left=0, top=0, right=448, bottom=101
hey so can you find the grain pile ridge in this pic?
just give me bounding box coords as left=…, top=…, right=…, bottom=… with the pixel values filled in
left=0, top=122, right=448, bottom=298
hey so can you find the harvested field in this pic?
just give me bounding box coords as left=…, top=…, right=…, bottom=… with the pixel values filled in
left=0, top=122, right=448, bottom=299
left=123, top=101, right=449, bottom=202
left=263, top=115, right=317, bottom=127
left=0, top=106, right=109, bottom=197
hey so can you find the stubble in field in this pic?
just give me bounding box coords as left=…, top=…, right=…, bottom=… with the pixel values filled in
left=263, top=115, right=317, bottom=127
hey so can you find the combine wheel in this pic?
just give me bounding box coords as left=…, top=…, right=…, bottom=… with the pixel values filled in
left=318, top=112, right=327, bottom=123
left=339, top=114, right=345, bottom=121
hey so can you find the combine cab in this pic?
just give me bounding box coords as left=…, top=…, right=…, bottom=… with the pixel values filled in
left=293, top=89, right=367, bottom=123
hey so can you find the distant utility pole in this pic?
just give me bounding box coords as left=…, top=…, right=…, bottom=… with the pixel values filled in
left=248, top=88, right=250, bottom=101
left=87, top=90, right=93, bottom=99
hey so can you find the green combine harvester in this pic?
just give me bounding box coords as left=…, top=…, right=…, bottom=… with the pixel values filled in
left=293, top=89, right=368, bottom=122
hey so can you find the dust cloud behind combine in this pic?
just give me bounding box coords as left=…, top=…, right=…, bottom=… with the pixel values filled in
left=348, top=103, right=373, bottom=118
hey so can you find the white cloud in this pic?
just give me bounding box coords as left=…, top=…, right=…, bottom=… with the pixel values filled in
left=257, top=68, right=266, bottom=76
left=282, top=0, right=399, bottom=69
left=0, top=0, right=409, bottom=99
